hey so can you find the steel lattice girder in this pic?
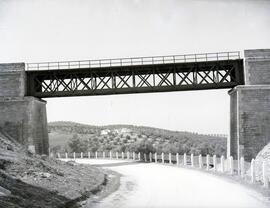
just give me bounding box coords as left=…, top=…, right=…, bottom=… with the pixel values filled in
left=26, top=59, right=244, bottom=98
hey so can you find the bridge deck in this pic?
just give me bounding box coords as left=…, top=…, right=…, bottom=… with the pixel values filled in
left=26, top=52, right=244, bottom=98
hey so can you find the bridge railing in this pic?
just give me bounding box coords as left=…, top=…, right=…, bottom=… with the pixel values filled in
left=26, top=51, right=241, bottom=71
left=55, top=151, right=269, bottom=188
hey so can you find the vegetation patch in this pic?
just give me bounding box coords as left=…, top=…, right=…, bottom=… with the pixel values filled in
left=49, top=121, right=227, bottom=156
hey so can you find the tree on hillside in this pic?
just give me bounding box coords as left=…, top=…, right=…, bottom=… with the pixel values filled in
left=198, top=142, right=211, bottom=156
left=50, top=145, right=61, bottom=154
left=128, top=140, right=155, bottom=154
left=214, top=143, right=226, bottom=156
left=90, top=145, right=98, bottom=152
left=161, top=142, right=179, bottom=154
left=68, top=134, right=88, bottom=153
left=63, top=144, right=69, bottom=153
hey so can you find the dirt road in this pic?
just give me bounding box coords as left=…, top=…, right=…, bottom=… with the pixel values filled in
left=75, top=159, right=269, bottom=208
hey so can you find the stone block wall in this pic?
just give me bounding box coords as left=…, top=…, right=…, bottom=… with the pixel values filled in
left=28, top=97, right=49, bottom=154
left=229, top=86, right=270, bottom=161
left=0, top=63, right=49, bottom=154
left=0, top=63, right=26, bottom=97
left=229, top=49, right=270, bottom=161
left=244, top=49, right=270, bottom=85
left=229, top=89, right=238, bottom=159
left=0, top=97, right=49, bottom=154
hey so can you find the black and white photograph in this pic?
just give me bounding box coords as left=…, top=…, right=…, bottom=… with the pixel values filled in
left=0, top=0, right=270, bottom=207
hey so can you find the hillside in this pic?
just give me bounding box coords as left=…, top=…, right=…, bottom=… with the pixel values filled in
left=49, top=121, right=227, bottom=156
left=0, top=129, right=109, bottom=208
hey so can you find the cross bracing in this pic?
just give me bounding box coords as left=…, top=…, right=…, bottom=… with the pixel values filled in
left=26, top=52, right=244, bottom=98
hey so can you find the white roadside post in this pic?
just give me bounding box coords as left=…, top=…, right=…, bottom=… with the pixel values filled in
left=127, top=152, right=130, bottom=160
left=238, top=156, right=241, bottom=176
left=138, top=152, right=141, bottom=161
left=230, top=156, right=234, bottom=175
left=109, top=151, right=112, bottom=159
left=65, top=152, right=68, bottom=159
left=251, top=159, right=255, bottom=183
left=183, top=153, right=187, bottom=166
left=149, top=152, right=152, bottom=162
left=262, top=161, right=268, bottom=188
left=161, top=152, right=164, bottom=164
left=206, top=154, right=210, bottom=171
left=169, top=153, right=172, bottom=164
left=57, top=153, right=61, bottom=159
left=95, top=151, right=98, bottom=159
left=73, top=152, right=76, bottom=160
left=191, top=154, right=194, bottom=167
left=144, top=153, right=147, bottom=162
left=199, top=154, right=203, bottom=169
left=176, top=153, right=179, bottom=166
left=88, top=152, right=90, bottom=159
left=122, top=152, right=124, bottom=159
left=116, top=152, right=119, bottom=159
left=213, top=155, right=217, bottom=172
left=220, top=155, right=225, bottom=173
left=240, top=157, right=245, bottom=178
left=155, top=153, right=157, bottom=163
left=81, top=152, right=83, bottom=159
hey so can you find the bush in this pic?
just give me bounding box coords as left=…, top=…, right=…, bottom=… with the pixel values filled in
left=68, top=134, right=88, bottom=153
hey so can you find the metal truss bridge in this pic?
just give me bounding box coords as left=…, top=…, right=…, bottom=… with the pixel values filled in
left=26, top=51, right=244, bottom=98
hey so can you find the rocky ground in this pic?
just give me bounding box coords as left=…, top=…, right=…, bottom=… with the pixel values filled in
left=0, top=131, right=117, bottom=208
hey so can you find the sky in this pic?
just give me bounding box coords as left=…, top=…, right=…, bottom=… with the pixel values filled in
left=0, top=0, right=270, bottom=134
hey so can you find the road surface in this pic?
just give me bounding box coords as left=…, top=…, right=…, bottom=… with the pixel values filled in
left=75, top=159, right=269, bottom=208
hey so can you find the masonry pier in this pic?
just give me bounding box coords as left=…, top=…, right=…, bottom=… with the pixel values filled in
left=229, top=49, right=270, bottom=161
left=0, top=63, right=48, bottom=154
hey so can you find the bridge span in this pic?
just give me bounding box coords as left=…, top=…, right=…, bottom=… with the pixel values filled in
left=0, top=49, right=270, bottom=163
left=26, top=51, right=244, bottom=98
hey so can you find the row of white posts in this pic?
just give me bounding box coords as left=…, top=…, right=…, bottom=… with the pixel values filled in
left=56, top=151, right=269, bottom=188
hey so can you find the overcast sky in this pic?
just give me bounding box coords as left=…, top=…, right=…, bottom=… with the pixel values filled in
left=1, top=0, right=270, bottom=134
